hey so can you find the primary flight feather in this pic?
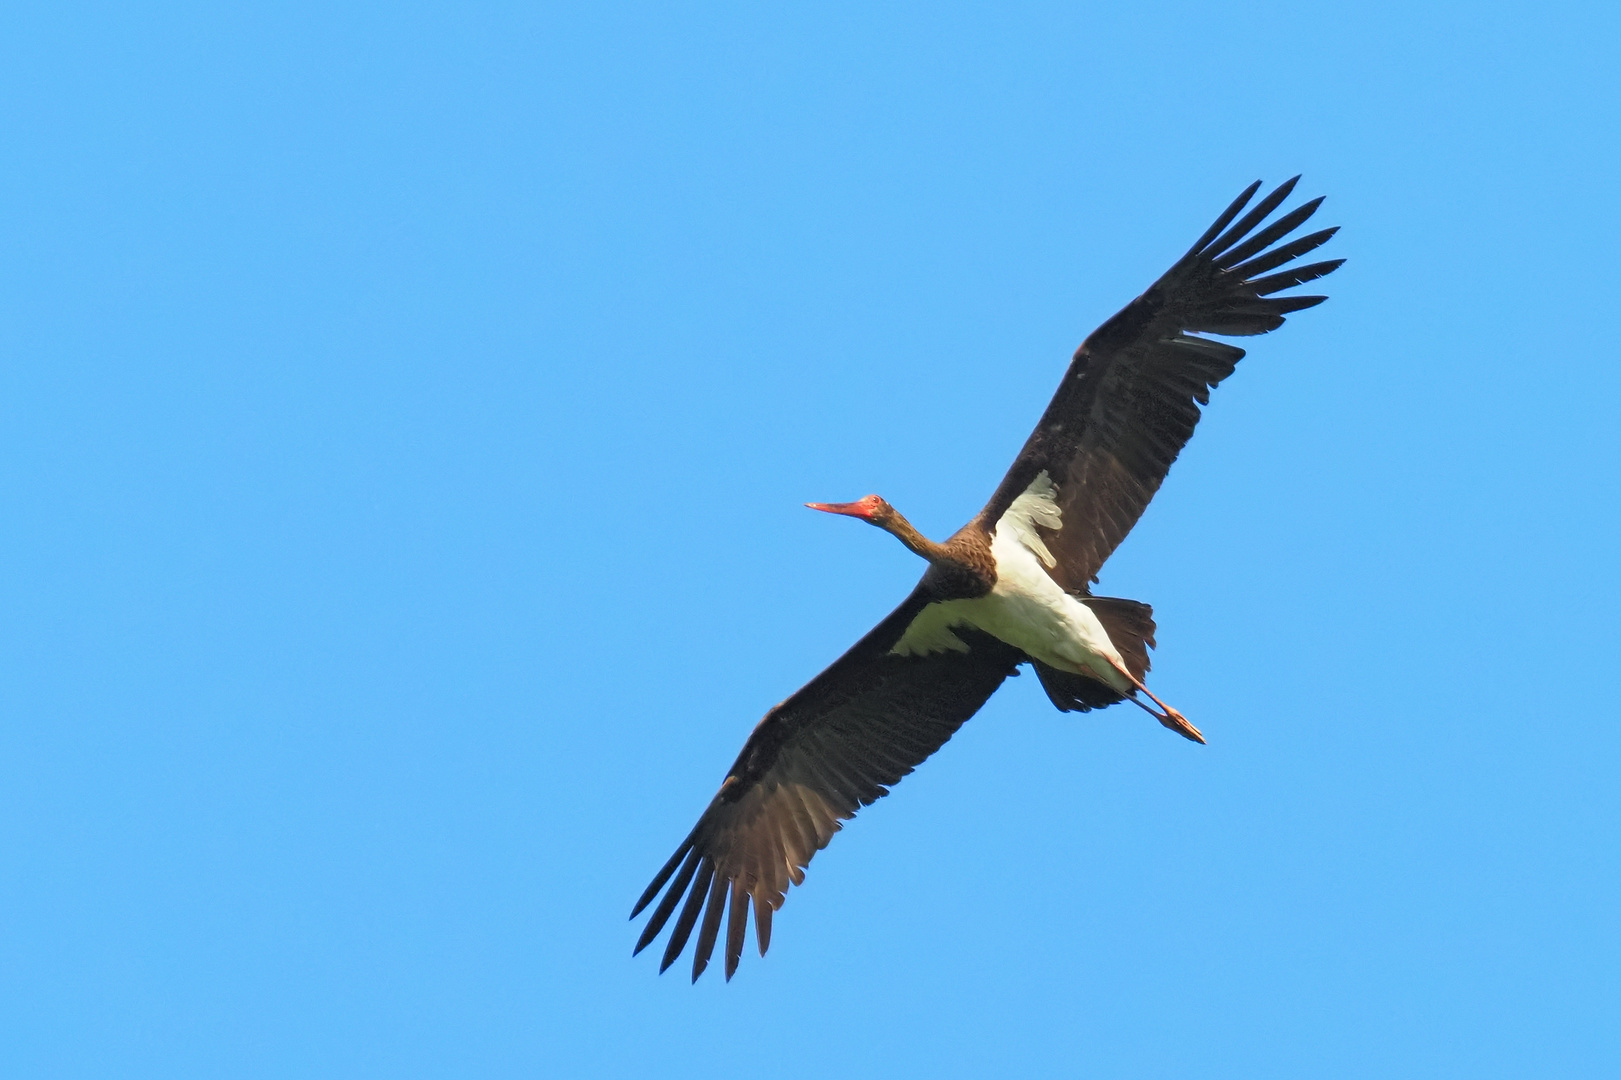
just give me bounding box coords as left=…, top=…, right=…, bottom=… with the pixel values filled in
left=631, top=177, right=1342, bottom=981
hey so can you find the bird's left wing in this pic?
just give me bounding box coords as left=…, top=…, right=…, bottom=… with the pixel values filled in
left=973, top=177, right=1342, bottom=591
left=631, top=583, right=1024, bottom=982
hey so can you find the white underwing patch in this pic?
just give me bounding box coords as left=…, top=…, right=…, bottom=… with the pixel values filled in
left=889, top=600, right=974, bottom=657
left=995, top=469, right=1063, bottom=568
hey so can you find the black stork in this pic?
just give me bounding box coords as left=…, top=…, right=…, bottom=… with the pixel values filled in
left=632, top=177, right=1342, bottom=981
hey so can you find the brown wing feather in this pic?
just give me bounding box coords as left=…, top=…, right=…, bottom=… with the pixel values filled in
left=631, top=585, right=1025, bottom=981
left=976, top=178, right=1343, bottom=590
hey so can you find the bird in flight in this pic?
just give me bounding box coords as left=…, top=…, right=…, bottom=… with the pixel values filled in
left=632, top=177, right=1342, bottom=982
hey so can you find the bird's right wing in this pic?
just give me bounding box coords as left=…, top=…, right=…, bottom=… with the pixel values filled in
left=631, top=584, right=1025, bottom=982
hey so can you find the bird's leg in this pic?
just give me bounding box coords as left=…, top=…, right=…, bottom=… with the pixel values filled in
left=1109, top=662, right=1206, bottom=744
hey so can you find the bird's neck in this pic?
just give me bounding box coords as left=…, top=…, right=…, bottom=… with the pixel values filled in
left=881, top=510, right=995, bottom=599
left=880, top=511, right=952, bottom=565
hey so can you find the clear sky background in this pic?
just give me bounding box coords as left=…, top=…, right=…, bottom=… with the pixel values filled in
left=2, top=1, right=1618, bottom=1077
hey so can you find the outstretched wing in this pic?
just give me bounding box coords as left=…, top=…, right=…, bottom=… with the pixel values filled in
left=630, top=584, right=1024, bottom=982
left=976, top=177, right=1343, bottom=591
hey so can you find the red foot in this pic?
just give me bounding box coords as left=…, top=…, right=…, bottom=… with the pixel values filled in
left=1159, top=708, right=1206, bottom=744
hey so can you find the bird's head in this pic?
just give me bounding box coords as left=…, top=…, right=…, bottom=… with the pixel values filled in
left=806, top=494, right=948, bottom=567
left=804, top=494, right=894, bottom=527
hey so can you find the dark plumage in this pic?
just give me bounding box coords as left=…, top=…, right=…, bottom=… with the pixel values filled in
left=632, top=178, right=1342, bottom=981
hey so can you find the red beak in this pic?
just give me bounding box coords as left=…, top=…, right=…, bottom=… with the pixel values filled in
left=805, top=500, right=874, bottom=519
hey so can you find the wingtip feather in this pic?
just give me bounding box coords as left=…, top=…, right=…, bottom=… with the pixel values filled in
left=1213, top=196, right=1324, bottom=271
left=690, top=871, right=728, bottom=983
left=1183, top=179, right=1262, bottom=258
left=755, top=901, right=774, bottom=956
left=659, top=859, right=715, bottom=974
left=1229, top=227, right=1339, bottom=280
left=1204, top=176, right=1299, bottom=259
left=631, top=837, right=694, bottom=919
left=1249, top=258, right=1345, bottom=296
left=725, top=882, right=748, bottom=981
left=633, top=847, right=701, bottom=956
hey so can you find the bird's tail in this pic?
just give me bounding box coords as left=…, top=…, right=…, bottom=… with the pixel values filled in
left=1032, top=597, right=1156, bottom=713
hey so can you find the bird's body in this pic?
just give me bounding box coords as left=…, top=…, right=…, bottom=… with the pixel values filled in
left=893, top=473, right=1130, bottom=691
left=632, top=178, right=1343, bottom=981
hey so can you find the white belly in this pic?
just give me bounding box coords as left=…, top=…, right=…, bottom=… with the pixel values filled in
left=889, top=471, right=1130, bottom=691
left=972, top=548, right=1128, bottom=684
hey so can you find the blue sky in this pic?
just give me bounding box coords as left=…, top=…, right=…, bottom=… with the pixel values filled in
left=2, top=1, right=1618, bottom=1076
